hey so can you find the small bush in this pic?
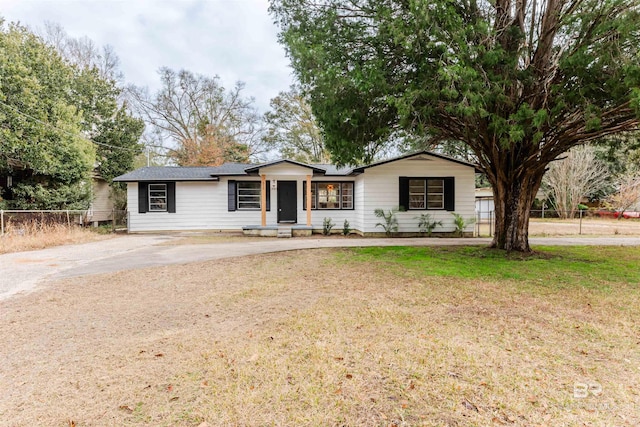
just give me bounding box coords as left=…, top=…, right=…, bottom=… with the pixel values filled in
left=415, top=213, right=442, bottom=237
left=322, top=217, right=335, bottom=235
left=451, top=212, right=476, bottom=237
left=374, top=208, right=399, bottom=237
left=342, top=219, right=351, bottom=236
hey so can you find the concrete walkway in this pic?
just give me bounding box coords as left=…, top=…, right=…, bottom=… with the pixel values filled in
left=2, top=234, right=640, bottom=301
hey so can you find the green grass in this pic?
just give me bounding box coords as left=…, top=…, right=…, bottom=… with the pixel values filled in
left=348, top=245, right=640, bottom=291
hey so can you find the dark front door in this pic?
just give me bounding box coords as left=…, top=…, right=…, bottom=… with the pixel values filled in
left=277, top=181, right=297, bottom=223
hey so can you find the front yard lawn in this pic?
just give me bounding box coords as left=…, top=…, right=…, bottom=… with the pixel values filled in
left=1, top=246, right=638, bottom=426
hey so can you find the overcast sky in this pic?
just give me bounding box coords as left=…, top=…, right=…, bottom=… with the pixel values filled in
left=2, top=0, right=295, bottom=113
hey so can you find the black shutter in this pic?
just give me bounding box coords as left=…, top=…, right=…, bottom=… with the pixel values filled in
left=228, top=180, right=237, bottom=211
left=266, top=184, right=271, bottom=211
left=138, top=182, right=148, bottom=213
left=302, top=181, right=306, bottom=210
left=398, top=177, right=409, bottom=211
left=167, top=182, right=176, bottom=213
left=444, top=177, right=455, bottom=211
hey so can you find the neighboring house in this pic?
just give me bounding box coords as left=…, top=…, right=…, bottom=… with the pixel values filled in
left=475, top=187, right=547, bottom=221
left=475, top=187, right=494, bottom=221
left=113, top=151, right=479, bottom=236
left=87, top=175, right=115, bottom=225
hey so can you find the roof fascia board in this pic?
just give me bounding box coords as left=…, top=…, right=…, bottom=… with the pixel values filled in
left=351, top=151, right=480, bottom=173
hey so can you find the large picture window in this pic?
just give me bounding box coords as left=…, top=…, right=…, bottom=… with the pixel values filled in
left=237, top=182, right=262, bottom=210
left=304, top=182, right=354, bottom=210
left=400, top=177, right=454, bottom=211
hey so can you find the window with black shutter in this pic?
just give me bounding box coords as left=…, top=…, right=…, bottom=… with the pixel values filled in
left=138, top=182, right=176, bottom=213
left=399, top=177, right=455, bottom=211
left=228, top=180, right=270, bottom=211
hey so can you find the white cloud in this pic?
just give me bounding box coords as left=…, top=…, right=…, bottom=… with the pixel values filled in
left=2, top=0, right=294, bottom=112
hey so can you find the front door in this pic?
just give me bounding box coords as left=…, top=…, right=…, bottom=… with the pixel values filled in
left=277, top=181, right=297, bottom=223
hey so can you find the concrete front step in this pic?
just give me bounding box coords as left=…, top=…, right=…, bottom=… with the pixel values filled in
left=277, top=226, right=292, bottom=238
left=242, top=225, right=313, bottom=237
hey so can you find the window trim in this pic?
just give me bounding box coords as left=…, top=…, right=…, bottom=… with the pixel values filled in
left=228, top=180, right=270, bottom=212
left=426, top=179, right=445, bottom=209
left=148, top=183, right=168, bottom=212
left=237, top=181, right=262, bottom=211
left=138, top=182, right=176, bottom=214
left=303, top=181, right=355, bottom=211
left=406, top=178, right=444, bottom=210
left=399, top=177, right=454, bottom=211
left=409, top=179, right=426, bottom=210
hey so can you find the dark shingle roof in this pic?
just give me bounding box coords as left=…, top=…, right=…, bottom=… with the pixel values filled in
left=114, top=151, right=479, bottom=182
left=309, top=164, right=354, bottom=175
left=113, top=165, right=247, bottom=182
left=244, top=159, right=326, bottom=174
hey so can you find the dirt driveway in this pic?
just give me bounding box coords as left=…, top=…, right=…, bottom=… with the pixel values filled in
left=3, top=233, right=640, bottom=301
left=0, top=234, right=488, bottom=300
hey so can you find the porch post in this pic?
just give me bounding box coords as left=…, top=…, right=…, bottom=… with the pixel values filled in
left=306, top=175, right=312, bottom=226
left=261, top=174, right=267, bottom=227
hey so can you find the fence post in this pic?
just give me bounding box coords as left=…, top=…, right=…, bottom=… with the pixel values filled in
left=66, top=210, right=70, bottom=228
left=1, top=210, right=3, bottom=236
left=489, top=210, right=493, bottom=237
left=579, top=209, right=583, bottom=235
left=112, top=209, right=115, bottom=233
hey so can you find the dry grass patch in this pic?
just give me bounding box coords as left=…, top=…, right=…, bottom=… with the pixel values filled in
left=529, top=218, right=640, bottom=236
left=0, top=248, right=639, bottom=426
left=0, top=223, right=111, bottom=254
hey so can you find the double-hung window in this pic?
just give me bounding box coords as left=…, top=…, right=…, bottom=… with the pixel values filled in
left=138, top=182, right=175, bottom=213
left=305, top=182, right=354, bottom=210
left=408, top=178, right=444, bottom=209
left=409, top=179, right=426, bottom=209
left=237, top=182, right=262, bottom=210
left=400, top=177, right=454, bottom=211
left=427, top=179, right=444, bottom=209
left=227, top=181, right=269, bottom=212
left=148, top=183, right=168, bottom=212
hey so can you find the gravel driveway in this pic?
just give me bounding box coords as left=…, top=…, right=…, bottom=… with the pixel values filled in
left=2, top=233, right=640, bottom=301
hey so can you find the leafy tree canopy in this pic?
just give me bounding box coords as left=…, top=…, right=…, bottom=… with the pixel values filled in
left=271, top=0, right=640, bottom=251
left=0, top=21, right=94, bottom=209
left=39, top=23, right=145, bottom=184
left=0, top=20, right=143, bottom=209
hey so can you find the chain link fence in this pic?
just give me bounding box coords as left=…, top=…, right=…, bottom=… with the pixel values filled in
left=477, top=209, right=640, bottom=237
left=0, top=209, right=127, bottom=236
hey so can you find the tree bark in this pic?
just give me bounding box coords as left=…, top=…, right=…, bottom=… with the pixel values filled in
left=486, top=157, right=546, bottom=253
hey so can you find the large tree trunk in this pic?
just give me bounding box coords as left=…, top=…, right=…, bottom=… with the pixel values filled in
left=487, top=158, right=546, bottom=252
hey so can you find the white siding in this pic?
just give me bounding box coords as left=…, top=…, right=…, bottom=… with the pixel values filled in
left=128, top=179, right=268, bottom=232
left=126, top=177, right=360, bottom=232
left=125, top=155, right=475, bottom=234
left=359, top=157, right=476, bottom=234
